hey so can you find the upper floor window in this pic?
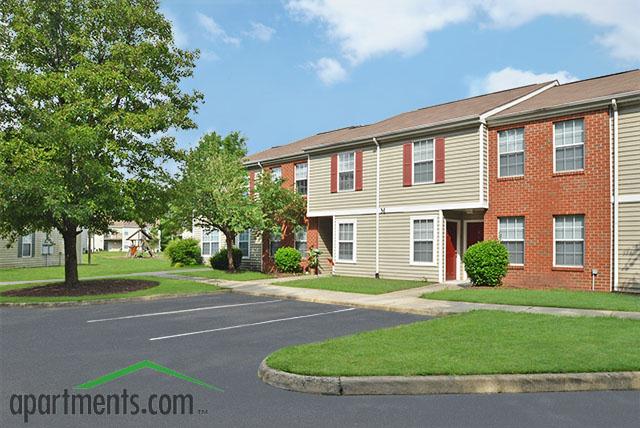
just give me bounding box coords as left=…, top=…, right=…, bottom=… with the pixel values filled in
left=338, top=152, right=355, bottom=192
left=237, top=230, right=250, bottom=258
left=499, top=217, right=524, bottom=265
left=413, top=139, right=434, bottom=184
left=498, top=128, right=524, bottom=177
left=295, top=163, right=308, bottom=195
left=554, top=215, right=584, bottom=267
left=201, top=229, right=219, bottom=256
left=271, top=167, right=282, bottom=181
left=411, top=218, right=435, bottom=264
left=554, top=119, right=584, bottom=172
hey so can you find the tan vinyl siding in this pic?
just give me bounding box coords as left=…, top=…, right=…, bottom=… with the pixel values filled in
left=379, top=127, right=480, bottom=207
left=333, top=214, right=376, bottom=277
left=483, top=124, right=488, bottom=203
left=308, top=146, right=376, bottom=212
left=379, top=211, right=440, bottom=281
left=618, top=103, right=640, bottom=195
left=316, top=217, right=333, bottom=273
left=618, top=202, right=640, bottom=291
left=0, top=230, right=77, bottom=269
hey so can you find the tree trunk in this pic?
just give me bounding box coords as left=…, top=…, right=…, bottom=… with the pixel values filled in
left=225, top=233, right=236, bottom=272
left=62, top=229, right=79, bottom=287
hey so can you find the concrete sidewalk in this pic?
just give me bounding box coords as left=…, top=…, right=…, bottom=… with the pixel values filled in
left=212, top=279, right=640, bottom=320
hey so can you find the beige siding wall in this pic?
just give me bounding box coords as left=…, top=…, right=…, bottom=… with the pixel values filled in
left=332, top=214, right=376, bottom=277
left=618, top=103, right=640, bottom=195
left=308, top=145, right=376, bottom=212
left=379, top=211, right=441, bottom=281
left=379, top=127, right=481, bottom=207
left=483, top=124, right=488, bottom=203
left=316, top=217, right=333, bottom=274
left=618, top=202, right=640, bottom=291
left=0, top=230, right=79, bottom=269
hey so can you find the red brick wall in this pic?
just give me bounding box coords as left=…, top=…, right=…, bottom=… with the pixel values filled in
left=485, top=109, right=611, bottom=291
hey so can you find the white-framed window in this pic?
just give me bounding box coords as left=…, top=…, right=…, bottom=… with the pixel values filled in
left=20, top=233, right=34, bottom=257
left=413, top=139, right=435, bottom=184
left=271, top=167, right=282, bottom=181
left=336, top=220, right=356, bottom=262
left=498, top=128, right=524, bottom=177
left=410, top=217, right=436, bottom=265
left=41, top=233, right=55, bottom=255
left=554, top=119, right=584, bottom=172
left=499, top=217, right=525, bottom=265
left=237, top=230, right=250, bottom=258
left=201, top=229, right=219, bottom=256
left=295, top=163, right=308, bottom=195
left=295, top=226, right=307, bottom=256
left=338, top=152, right=355, bottom=192
left=269, top=231, right=281, bottom=257
left=554, top=215, right=584, bottom=267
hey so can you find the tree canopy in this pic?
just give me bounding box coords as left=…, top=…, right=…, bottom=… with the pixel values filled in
left=0, top=0, right=202, bottom=285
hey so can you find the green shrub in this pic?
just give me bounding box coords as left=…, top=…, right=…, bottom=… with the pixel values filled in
left=164, top=238, right=202, bottom=266
left=210, top=247, right=244, bottom=270
left=274, top=247, right=301, bottom=273
left=463, top=240, right=509, bottom=286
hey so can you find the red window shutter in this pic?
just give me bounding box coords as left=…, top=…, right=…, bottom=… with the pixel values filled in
left=435, top=137, right=445, bottom=183
left=330, top=154, right=338, bottom=193
left=355, top=151, right=363, bottom=191
left=249, top=171, right=255, bottom=194
left=402, top=143, right=412, bottom=187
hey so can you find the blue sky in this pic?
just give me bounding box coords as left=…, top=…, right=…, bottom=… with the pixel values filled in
left=161, top=0, right=640, bottom=156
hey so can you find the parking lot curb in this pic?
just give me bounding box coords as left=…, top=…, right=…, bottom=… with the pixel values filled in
left=258, top=359, right=640, bottom=395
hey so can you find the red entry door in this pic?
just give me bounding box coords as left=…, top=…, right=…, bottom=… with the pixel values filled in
left=466, top=222, right=484, bottom=249
left=445, top=222, right=458, bottom=281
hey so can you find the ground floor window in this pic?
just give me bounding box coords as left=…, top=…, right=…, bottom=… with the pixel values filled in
left=237, top=230, right=250, bottom=258
left=19, top=233, right=34, bottom=258
left=201, top=229, right=219, bottom=256
left=41, top=233, right=55, bottom=255
left=295, top=227, right=307, bottom=256
left=499, top=217, right=524, bottom=265
left=270, top=231, right=281, bottom=257
left=554, top=215, right=584, bottom=267
left=411, top=218, right=435, bottom=264
left=336, top=221, right=355, bottom=262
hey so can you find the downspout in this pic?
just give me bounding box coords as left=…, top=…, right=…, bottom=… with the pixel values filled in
left=373, top=137, right=380, bottom=279
left=611, top=99, right=619, bottom=292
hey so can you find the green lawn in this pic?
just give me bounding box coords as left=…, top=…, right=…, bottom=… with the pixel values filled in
left=0, top=252, right=203, bottom=282
left=424, top=288, right=640, bottom=313
left=0, top=276, right=221, bottom=303
left=180, top=269, right=273, bottom=281
left=277, top=275, right=430, bottom=295
left=266, top=311, right=640, bottom=376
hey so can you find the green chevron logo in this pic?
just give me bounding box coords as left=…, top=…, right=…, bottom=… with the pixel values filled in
left=74, top=360, right=223, bottom=391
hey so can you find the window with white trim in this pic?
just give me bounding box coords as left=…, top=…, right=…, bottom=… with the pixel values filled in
left=237, top=230, right=250, bottom=258
left=498, top=128, right=524, bottom=177
left=554, top=119, right=584, bottom=172
left=413, top=139, right=434, bottom=184
left=269, top=231, right=281, bottom=257
left=295, top=163, right=308, bottom=195
left=271, top=167, right=282, bottom=181
left=42, top=233, right=55, bottom=255
left=337, top=221, right=355, bottom=262
left=499, top=217, right=524, bottom=265
left=20, top=233, right=33, bottom=257
left=201, top=229, right=219, bottom=256
left=295, top=227, right=307, bottom=256
left=411, top=219, right=434, bottom=263
left=554, top=215, right=584, bottom=267
left=338, top=152, right=355, bottom=192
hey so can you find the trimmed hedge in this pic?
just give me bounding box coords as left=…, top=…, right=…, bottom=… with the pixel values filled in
left=164, top=238, right=202, bottom=266
left=274, top=247, right=301, bottom=273
left=210, top=247, right=244, bottom=270
left=462, top=240, right=509, bottom=286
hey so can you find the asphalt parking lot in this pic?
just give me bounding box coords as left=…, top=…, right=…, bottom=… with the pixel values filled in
left=1, top=293, right=638, bottom=428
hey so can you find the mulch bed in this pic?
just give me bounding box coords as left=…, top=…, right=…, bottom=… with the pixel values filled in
left=1, top=279, right=159, bottom=297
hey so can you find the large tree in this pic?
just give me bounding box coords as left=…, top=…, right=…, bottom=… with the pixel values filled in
left=175, top=131, right=261, bottom=272
left=0, top=0, right=202, bottom=286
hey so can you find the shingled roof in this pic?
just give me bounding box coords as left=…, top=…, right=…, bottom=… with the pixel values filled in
left=245, top=81, right=552, bottom=164
left=492, top=69, right=640, bottom=119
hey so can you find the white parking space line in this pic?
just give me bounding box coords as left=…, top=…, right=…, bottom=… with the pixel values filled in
left=86, top=300, right=282, bottom=323
left=149, top=307, right=357, bottom=341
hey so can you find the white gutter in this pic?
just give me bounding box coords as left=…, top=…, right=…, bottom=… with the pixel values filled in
left=612, top=99, right=619, bottom=292
left=373, top=137, right=380, bottom=278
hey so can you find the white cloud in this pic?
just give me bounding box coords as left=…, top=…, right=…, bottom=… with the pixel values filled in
left=163, top=10, right=188, bottom=48
left=287, top=0, right=640, bottom=82
left=199, top=49, right=220, bottom=61
left=309, top=57, right=347, bottom=85
left=196, top=12, right=241, bottom=46
left=246, top=22, right=276, bottom=42
left=469, top=67, right=579, bottom=95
